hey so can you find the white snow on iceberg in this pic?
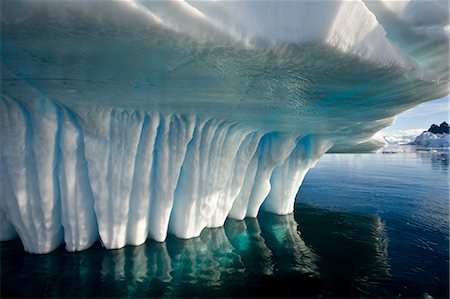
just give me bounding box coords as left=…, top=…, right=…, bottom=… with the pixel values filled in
left=414, top=132, right=450, bottom=147
left=0, top=0, right=449, bottom=253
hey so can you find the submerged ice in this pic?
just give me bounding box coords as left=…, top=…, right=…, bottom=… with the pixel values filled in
left=1, top=0, right=448, bottom=253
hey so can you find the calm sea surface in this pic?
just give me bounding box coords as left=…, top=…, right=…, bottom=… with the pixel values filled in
left=1, top=148, right=449, bottom=298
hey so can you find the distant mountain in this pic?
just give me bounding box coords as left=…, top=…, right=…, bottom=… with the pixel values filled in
left=427, top=122, right=449, bottom=134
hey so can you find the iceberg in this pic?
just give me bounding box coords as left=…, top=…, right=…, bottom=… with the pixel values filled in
left=1, top=0, right=448, bottom=253
left=412, top=122, right=450, bottom=147
left=414, top=131, right=450, bottom=147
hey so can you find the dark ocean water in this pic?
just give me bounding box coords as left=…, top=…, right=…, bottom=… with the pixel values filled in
left=1, top=149, right=449, bottom=298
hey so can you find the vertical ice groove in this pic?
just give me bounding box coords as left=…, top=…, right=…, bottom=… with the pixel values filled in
left=106, top=109, right=117, bottom=248
left=226, top=131, right=263, bottom=220
left=231, top=131, right=264, bottom=199
left=1, top=97, right=33, bottom=248
left=264, top=135, right=333, bottom=215
left=31, top=96, right=64, bottom=253
left=22, top=101, right=42, bottom=251
left=264, top=135, right=332, bottom=215
left=246, top=133, right=298, bottom=218
left=229, top=143, right=261, bottom=220
left=264, top=135, right=309, bottom=215
left=102, top=109, right=144, bottom=249
left=276, top=135, right=333, bottom=215
left=58, top=112, right=73, bottom=247
left=206, top=123, right=251, bottom=228
left=169, top=117, right=207, bottom=239
left=24, top=101, right=44, bottom=251
left=124, top=111, right=145, bottom=246
left=197, top=119, right=225, bottom=233
left=84, top=107, right=113, bottom=248
left=0, top=98, right=19, bottom=241
left=149, top=114, right=196, bottom=242
left=202, top=120, right=233, bottom=228
left=1, top=96, right=64, bottom=253
left=189, top=118, right=218, bottom=235
left=58, top=107, right=98, bottom=251
left=126, top=113, right=160, bottom=246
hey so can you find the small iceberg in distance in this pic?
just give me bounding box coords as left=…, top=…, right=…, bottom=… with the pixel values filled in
left=414, top=131, right=449, bottom=147
left=413, top=122, right=450, bottom=147
left=0, top=0, right=449, bottom=253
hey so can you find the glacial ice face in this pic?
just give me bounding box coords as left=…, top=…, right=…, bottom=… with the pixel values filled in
left=1, top=0, right=448, bottom=253
left=1, top=98, right=327, bottom=251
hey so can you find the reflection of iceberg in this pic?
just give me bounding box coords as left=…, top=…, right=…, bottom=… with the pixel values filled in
left=2, top=213, right=316, bottom=297
left=1, top=1, right=448, bottom=253
left=226, top=218, right=275, bottom=276
left=167, top=228, right=244, bottom=291
left=1, top=207, right=392, bottom=297
left=98, top=242, right=172, bottom=298
left=258, top=212, right=319, bottom=276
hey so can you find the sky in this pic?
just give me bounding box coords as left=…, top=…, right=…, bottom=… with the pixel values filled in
left=381, top=95, right=449, bottom=134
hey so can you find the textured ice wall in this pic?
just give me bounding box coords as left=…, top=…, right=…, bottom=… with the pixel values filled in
left=0, top=96, right=330, bottom=252
left=1, top=0, right=448, bottom=253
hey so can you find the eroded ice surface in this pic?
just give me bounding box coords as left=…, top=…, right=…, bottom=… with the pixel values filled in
left=1, top=0, right=449, bottom=253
